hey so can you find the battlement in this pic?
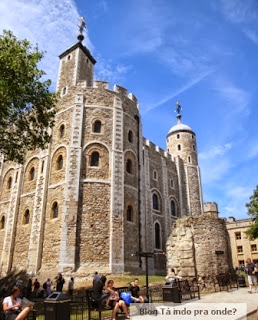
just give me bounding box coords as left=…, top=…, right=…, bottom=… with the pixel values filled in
left=143, top=138, right=172, bottom=161
left=203, top=202, right=218, bottom=217
left=92, top=81, right=138, bottom=104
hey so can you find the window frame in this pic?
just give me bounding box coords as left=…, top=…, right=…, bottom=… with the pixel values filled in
left=90, top=151, right=100, bottom=167
left=93, top=120, right=102, bottom=133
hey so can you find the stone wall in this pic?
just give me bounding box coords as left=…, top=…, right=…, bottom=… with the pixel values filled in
left=167, top=213, right=233, bottom=290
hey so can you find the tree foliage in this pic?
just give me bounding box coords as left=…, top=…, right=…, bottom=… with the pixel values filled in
left=246, top=185, right=258, bottom=240
left=0, top=30, right=57, bottom=163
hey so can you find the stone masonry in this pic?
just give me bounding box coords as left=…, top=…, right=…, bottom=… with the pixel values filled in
left=0, top=33, right=229, bottom=280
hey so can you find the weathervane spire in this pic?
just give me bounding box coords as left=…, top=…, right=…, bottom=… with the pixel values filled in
left=175, top=101, right=182, bottom=122
left=78, top=17, right=86, bottom=42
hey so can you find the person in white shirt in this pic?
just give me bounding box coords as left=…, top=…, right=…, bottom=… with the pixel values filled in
left=2, top=286, right=32, bottom=320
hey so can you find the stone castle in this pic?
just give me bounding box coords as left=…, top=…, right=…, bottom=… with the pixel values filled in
left=0, top=28, right=231, bottom=280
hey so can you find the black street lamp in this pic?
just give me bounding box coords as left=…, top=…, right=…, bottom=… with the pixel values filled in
left=132, top=251, right=166, bottom=301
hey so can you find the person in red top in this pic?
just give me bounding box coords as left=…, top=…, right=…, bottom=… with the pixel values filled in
left=33, top=279, right=40, bottom=298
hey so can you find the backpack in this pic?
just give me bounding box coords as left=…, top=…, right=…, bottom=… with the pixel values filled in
left=43, top=282, right=47, bottom=290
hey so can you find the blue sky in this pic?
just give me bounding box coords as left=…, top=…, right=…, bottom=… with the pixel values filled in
left=1, top=0, right=258, bottom=219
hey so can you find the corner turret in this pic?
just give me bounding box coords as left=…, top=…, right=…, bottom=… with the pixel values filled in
left=166, top=102, right=203, bottom=216
left=56, top=17, right=96, bottom=93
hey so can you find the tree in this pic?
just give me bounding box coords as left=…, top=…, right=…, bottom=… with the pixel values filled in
left=0, top=30, right=57, bottom=163
left=246, top=185, right=258, bottom=240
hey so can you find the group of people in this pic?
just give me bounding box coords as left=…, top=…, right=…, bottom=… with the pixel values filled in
left=25, top=273, right=69, bottom=298
left=2, top=273, right=74, bottom=320
left=92, top=272, right=146, bottom=320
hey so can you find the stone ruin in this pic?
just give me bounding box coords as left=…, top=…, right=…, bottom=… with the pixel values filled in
left=166, top=212, right=233, bottom=291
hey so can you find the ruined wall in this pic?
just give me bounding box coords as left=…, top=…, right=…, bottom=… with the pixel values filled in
left=167, top=213, right=232, bottom=290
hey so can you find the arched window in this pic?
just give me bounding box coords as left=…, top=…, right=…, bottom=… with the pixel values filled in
left=152, top=194, right=159, bottom=210
left=155, top=223, right=161, bottom=249
left=171, top=200, right=176, bottom=216
left=57, top=155, right=63, bottom=170
left=177, top=134, right=180, bottom=139
left=52, top=202, right=58, bottom=219
left=188, top=156, right=191, bottom=163
left=126, top=159, right=132, bottom=174
left=91, top=152, right=99, bottom=167
left=127, top=205, right=133, bottom=222
left=24, top=210, right=30, bottom=225
left=153, top=170, right=158, bottom=181
left=0, top=216, right=5, bottom=229
left=177, top=144, right=181, bottom=151
left=193, top=145, right=196, bottom=151
left=128, top=130, right=133, bottom=143
left=29, top=167, right=35, bottom=181
left=60, top=124, right=65, bottom=138
left=62, top=87, right=66, bottom=95
left=93, top=120, right=101, bottom=133
left=7, top=176, right=12, bottom=189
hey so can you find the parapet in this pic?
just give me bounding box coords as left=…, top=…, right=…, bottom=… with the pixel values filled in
left=94, top=80, right=109, bottom=90
left=203, top=202, right=218, bottom=217
left=228, top=216, right=236, bottom=223
left=113, top=84, right=128, bottom=97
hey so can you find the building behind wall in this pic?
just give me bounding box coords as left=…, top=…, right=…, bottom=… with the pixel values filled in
left=226, top=217, right=258, bottom=267
left=0, top=28, right=217, bottom=278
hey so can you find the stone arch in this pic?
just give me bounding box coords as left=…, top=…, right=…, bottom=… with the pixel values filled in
left=50, top=201, right=59, bottom=219
left=22, top=157, right=39, bottom=194
left=124, top=150, right=137, bottom=187
left=59, top=123, right=65, bottom=138
left=91, top=117, right=106, bottom=134
left=125, top=203, right=134, bottom=222
left=128, top=130, right=133, bottom=143
left=151, top=188, right=162, bottom=213
left=154, top=221, right=162, bottom=250
left=23, top=209, right=30, bottom=225
left=169, top=197, right=179, bottom=217
left=0, top=168, right=15, bottom=201
left=84, top=142, right=109, bottom=180
left=50, top=146, right=67, bottom=185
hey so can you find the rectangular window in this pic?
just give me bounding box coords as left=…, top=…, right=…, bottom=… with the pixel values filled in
left=251, top=244, right=257, bottom=252
left=238, top=260, right=244, bottom=267
left=237, top=246, right=243, bottom=253
left=235, top=232, right=241, bottom=240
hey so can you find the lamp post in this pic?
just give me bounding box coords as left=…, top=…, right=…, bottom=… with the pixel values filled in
left=132, top=251, right=166, bottom=301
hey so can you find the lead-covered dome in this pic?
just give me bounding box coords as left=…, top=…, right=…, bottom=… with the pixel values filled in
left=167, top=118, right=194, bottom=137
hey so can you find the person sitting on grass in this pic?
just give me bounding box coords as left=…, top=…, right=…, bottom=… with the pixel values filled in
left=128, top=278, right=146, bottom=303
left=105, top=280, right=129, bottom=320
left=2, top=286, right=33, bottom=320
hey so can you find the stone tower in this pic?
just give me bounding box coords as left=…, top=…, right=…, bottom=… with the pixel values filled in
left=166, top=103, right=203, bottom=216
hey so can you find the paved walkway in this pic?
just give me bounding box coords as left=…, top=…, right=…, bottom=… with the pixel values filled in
left=180, top=287, right=257, bottom=319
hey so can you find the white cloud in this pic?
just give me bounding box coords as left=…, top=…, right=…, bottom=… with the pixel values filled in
left=243, top=29, right=258, bottom=44
left=212, top=79, right=251, bottom=118
left=95, top=56, right=132, bottom=85
left=199, top=143, right=232, bottom=160
left=0, top=0, right=82, bottom=90
left=142, top=68, right=213, bottom=113
left=199, top=158, right=232, bottom=185
left=219, top=0, right=258, bottom=24
left=0, top=0, right=128, bottom=91
left=219, top=0, right=258, bottom=45
left=247, top=143, right=258, bottom=159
